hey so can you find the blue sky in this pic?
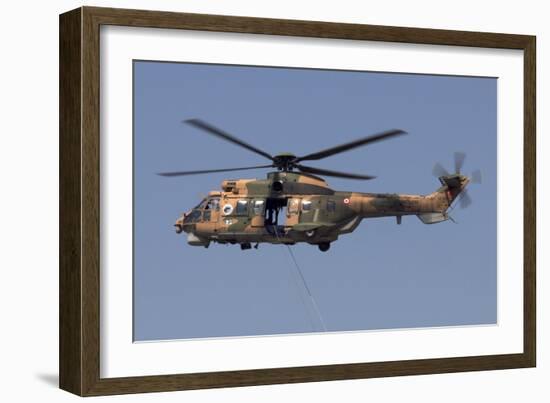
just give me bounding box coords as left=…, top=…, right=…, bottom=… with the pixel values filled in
left=133, top=60, right=497, bottom=341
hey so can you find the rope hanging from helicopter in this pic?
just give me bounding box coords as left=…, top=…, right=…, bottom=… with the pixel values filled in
left=272, top=225, right=327, bottom=332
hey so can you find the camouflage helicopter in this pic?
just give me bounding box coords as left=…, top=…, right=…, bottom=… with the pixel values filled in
left=158, top=119, right=480, bottom=252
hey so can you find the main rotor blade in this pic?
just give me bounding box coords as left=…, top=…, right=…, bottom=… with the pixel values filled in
left=157, top=164, right=274, bottom=177
left=296, top=164, right=376, bottom=180
left=454, top=151, right=466, bottom=174
left=185, top=119, right=274, bottom=161
left=433, top=162, right=450, bottom=177
left=294, top=129, right=406, bottom=162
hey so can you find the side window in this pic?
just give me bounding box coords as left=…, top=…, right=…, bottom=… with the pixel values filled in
left=253, top=200, right=265, bottom=215
left=288, top=199, right=300, bottom=215
left=327, top=199, right=336, bottom=213
left=236, top=199, right=248, bottom=215
left=203, top=210, right=211, bottom=221
left=302, top=200, right=312, bottom=212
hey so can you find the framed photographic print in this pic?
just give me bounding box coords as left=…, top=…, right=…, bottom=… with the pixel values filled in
left=59, top=6, right=536, bottom=396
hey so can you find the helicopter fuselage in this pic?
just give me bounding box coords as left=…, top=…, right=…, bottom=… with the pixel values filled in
left=174, top=171, right=469, bottom=251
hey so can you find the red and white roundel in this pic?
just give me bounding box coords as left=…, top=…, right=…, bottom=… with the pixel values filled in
left=343, top=198, right=350, bottom=204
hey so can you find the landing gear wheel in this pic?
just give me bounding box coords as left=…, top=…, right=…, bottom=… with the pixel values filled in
left=174, top=224, right=183, bottom=234
left=318, top=242, right=330, bottom=252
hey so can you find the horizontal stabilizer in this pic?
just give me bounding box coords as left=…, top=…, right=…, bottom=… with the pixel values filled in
left=417, top=212, right=448, bottom=224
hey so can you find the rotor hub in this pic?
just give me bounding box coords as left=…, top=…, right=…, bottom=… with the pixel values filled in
left=272, top=153, right=297, bottom=171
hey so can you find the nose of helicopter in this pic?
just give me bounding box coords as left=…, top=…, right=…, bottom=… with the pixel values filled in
left=174, top=212, right=192, bottom=234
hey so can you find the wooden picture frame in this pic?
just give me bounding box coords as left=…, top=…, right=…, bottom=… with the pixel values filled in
left=59, top=6, right=536, bottom=396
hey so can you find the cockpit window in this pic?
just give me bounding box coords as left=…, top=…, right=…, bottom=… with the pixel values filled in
left=183, top=209, right=202, bottom=224
left=194, top=199, right=207, bottom=210
left=206, top=197, right=220, bottom=211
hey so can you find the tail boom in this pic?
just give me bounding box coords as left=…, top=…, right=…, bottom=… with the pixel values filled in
left=350, top=174, right=470, bottom=224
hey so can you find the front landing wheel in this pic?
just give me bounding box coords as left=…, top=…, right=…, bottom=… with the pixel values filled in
left=318, top=242, right=330, bottom=252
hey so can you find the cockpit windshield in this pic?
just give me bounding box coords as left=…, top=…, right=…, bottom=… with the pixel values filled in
left=186, top=197, right=220, bottom=224
left=183, top=209, right=202, bottom=224
left=193, top=197, right=220, bottom=211
left=194, top=198, right=208, bottom=210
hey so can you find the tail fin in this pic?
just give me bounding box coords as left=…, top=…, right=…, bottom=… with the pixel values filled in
left=417, top=175, right=469, bottom=224
left=436, top=175, right=470, bottom=206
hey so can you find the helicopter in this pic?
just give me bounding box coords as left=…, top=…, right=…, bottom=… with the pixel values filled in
left=158, top=119, right=481, bottom=252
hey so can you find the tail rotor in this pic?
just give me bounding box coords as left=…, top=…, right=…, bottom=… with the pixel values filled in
left=471, top=169, right=482, bottom=184
left=432, top=162, right=450, bottom=177
left=457, top=190, right=472, bottom=208
left=454, top=151, right=466, bottom=174
left=432, top=152, right=481, bottom=210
